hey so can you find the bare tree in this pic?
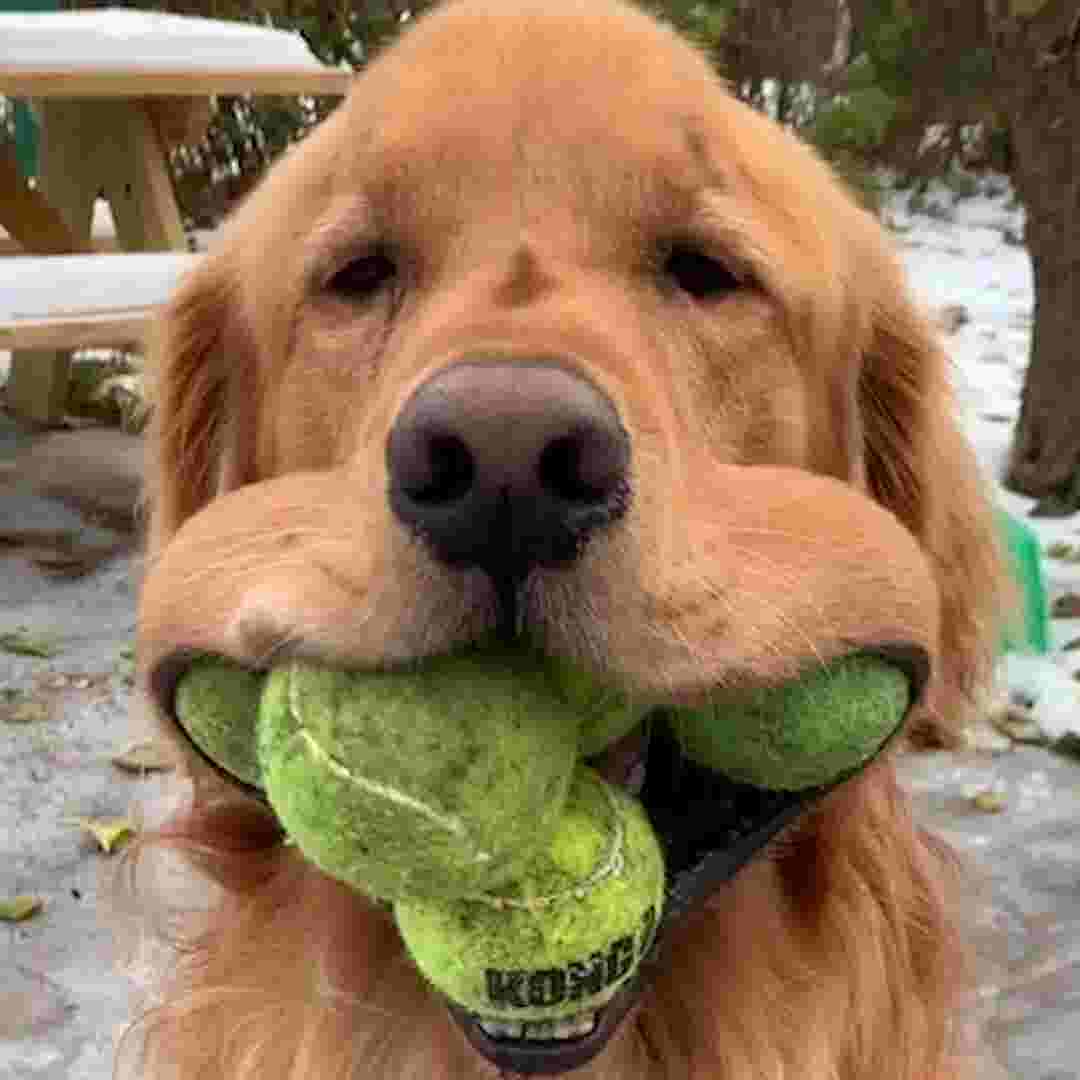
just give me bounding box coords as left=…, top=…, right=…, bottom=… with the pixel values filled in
left=895, top=1, right=1079, bottom=508
left=990, top=2, right=1080, bottom=508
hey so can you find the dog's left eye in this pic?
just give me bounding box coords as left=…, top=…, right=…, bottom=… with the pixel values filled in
left=664, top=244, right=742, bottom=301
left=326, top=249, right=396, bottom=300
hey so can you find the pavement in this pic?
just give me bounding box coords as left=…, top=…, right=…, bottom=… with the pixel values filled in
left=2, top=412, right=1079, bottom=1079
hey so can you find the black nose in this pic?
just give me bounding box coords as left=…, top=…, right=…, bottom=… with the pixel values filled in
left=387, top=361, right=630, bottom=584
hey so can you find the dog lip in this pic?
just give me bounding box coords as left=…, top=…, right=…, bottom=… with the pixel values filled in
left=147, top=650, right=202, bottom=722
left=147, top=649, right=269, bottom=796
left=448, top=975, right=644, bottom=1075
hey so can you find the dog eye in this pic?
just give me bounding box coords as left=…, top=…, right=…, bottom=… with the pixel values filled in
left=326, top=250, right=396, bottom=300
left=664, top=244, right=741, bottom=301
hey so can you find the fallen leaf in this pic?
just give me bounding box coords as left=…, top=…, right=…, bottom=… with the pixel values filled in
left=1032, top=495, right=1079, bottom=519
left=990, top=706, right=1048, bottom=745
left=2, top=699, right=50, bottom=724
left=1053, top=594, right=1080, bottom=619
left=0, top=896, right=43, bottom=921
left=31, top=542, right=125, bottom=579
left=70, top=816, right=136, bottom=853
left=972, top=789, right=1007, bottom=813
left=0, top=630, right=60, bottom=658
left=1054, top=732, right=1080, bottom=762
left=111, top=741, right=175, bottom=774
left=937, top=303, right=970, bottom=334
left=1046, top=541, right=1080, bottom=563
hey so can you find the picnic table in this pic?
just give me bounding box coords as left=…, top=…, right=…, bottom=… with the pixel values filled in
left=0, top=8, right=352, bottom=422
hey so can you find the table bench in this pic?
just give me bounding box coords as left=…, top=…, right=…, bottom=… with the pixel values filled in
left=0, top=252, right=198, bottom=351
left=1, top=8, right=350, bottom=423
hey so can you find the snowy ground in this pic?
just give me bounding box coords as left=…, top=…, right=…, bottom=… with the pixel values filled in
left=885, top=176, right=1080, bottom=737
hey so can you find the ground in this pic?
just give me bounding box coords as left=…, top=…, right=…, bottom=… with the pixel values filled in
left=3, top=180, right=1080, bottom=1078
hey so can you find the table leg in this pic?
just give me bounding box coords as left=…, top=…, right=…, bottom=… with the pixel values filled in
left=0, top=143, right=86, bottom=256
left=5, top=98, right=187, bottom=424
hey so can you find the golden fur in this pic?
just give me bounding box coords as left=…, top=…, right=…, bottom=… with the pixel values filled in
left=127, top=2, right=1009, bottom=1077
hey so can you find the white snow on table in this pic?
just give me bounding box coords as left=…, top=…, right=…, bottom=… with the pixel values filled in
left=0, top=253, right=198, bottom=321
left=0, top=9, right=329, bottom=71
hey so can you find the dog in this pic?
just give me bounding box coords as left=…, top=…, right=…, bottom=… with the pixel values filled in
left=129, top=2, right=1009, bottom=1077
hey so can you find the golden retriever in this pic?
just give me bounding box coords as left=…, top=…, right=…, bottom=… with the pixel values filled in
left=128, top=2, right=1009, bottom=1077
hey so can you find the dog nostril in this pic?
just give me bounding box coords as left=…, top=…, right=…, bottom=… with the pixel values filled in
left=539, top=431, right=622, bottom=505
left=409, top=433, right=475, bottom=505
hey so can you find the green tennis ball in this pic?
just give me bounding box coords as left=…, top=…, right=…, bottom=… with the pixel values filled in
left=671, top=655, right=910, bottom=791
left=256, top=649, right=581, bottom=900
left=174, top=656, right=265, bottom=788
left=548, top=656, right=651, bottom=758
left=395, top=767, right=664, bottom=1022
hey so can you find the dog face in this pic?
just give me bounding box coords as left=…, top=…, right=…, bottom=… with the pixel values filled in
left=134, top=2, right=1005, bottom=1077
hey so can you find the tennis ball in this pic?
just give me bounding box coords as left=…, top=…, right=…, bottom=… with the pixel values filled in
left=548, top=656, right=650, bottom=758
left=256, top=649, right=581, bottom=900
left=395, top=767, right=664, bottom=1022
left=671, top=654, right=910, bottom=791
left=174, top=656, right=265, bottom=788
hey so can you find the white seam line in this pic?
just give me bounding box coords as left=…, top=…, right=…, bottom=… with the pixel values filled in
left=474, top=780, right=625, bottom=911
left=293, top=729, right=471, bottom=839
left=287, top=667, right=470, bottom=841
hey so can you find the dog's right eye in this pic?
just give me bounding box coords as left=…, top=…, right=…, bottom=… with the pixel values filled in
left=664, top=244, right=743, bottom=301
left=326, top=250, right=396, bottom=300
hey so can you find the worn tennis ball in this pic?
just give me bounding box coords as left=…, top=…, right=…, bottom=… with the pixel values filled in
left=174, top=655, right=265, bottom=788
left=394, top=767, right=664, bottom=1023
left=256, top=649, right=581, bottom=900
left=671, top=655, right=910, bottom=791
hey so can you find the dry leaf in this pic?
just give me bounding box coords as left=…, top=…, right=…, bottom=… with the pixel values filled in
left=3, top=700, right=50, bottom=724
left=111, top=741, right=175, bottom=774
left=990, top=706, right=1047, bottom=745
left=1053, top=593, right=1080, bottom=618
left=0, top=896, right=43, bottom=921
left=0, top=630, right=60, bottom=658
left=31, top=542, right=125, bottom=579
left=1047, top=541, right=1080, bottom=564
left=971, top=790, right=1007, bottom=814
left=70, top=816, right=136, bottom=853
left=1055, top=732, right=1080, bottom=762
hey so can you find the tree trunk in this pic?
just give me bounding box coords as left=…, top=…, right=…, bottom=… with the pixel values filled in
left=996, top=4, right=1080, bottom=505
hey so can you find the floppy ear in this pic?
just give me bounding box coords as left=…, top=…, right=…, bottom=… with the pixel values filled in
left=146, top=255, right=255, bottom=551
left=859, top=265, right=1012, bottom=741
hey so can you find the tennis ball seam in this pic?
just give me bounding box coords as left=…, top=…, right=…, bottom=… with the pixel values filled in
left=474, top=781, right=626, bottom=912
left=292, top=727, right=489, bottom=851
left=286, top=668, right=497, bottom=868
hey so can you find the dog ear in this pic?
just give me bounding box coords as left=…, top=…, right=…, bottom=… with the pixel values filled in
left=145, top=253, right=255, bottom=550
left=859, top=262, right=1011, bottom=739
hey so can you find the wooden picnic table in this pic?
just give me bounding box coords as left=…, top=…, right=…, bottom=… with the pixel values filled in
left=0, top=9, right=352, bottom=422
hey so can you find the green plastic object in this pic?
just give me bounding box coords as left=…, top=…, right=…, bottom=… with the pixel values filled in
left=998, top=508, right=1050, bottom=655
left=2, top=0, right=63, bottom=181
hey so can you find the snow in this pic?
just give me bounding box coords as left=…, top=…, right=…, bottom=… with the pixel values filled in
left=884, top=176, right=1080, bottom=730
left=0, top=252, right=197, bottom=323
left=0, top=9, right=328, bottom=71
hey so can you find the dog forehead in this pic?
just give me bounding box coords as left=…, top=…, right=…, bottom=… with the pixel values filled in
left=363, top=0, right=715, bottom=96
left=336, top=0, right=731, bottom=189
